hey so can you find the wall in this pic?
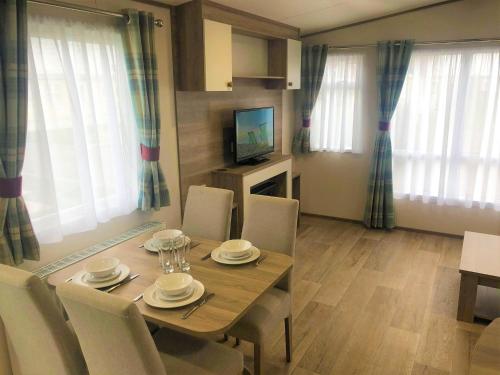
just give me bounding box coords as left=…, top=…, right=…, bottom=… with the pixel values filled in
left=297, top=0, right=500, bottom=236
left=176, top=80, right=283, bottom=204
left=22, top=0, right=182, bottom=271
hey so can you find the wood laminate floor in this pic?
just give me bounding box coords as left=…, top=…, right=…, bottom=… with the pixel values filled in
left=226, top=215, right=485, bottom=375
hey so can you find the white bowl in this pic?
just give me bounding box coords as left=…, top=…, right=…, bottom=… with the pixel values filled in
left=220, top=239, right=252, bottom=258
left=155, top=273, right=193, bottom=297
left=153, top=229, right=183, bottom=248
left=84, top=257, right=120, bottom=278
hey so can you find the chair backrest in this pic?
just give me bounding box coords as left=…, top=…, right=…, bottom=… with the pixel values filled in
left=241, top=195, right=299, bottom=291
left=56, top=283, right=167, bottom=375
left=182, top=186, right=234, bottom=241
left=0, top=317, right=12, bottom=375
left=0, top=265, right=86, bottom=375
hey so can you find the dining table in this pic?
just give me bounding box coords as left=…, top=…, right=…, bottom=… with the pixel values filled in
left=47, top=230, right=294, bottom=337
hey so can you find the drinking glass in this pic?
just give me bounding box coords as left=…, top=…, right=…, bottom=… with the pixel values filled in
left=176, top=235, right=191, bottom=272
left=159, top=239, right=176, bottom=273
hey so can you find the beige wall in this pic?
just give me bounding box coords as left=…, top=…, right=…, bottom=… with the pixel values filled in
left=297, top=0, right=500, bottom=236
left=22, top=0, right=182, bottom=271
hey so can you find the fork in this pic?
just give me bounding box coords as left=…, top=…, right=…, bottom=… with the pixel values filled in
left=255, top=254, right=267, bottom=266
left=133, top=293, right=144, bottom=302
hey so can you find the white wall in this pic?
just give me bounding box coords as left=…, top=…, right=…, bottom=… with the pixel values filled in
left=297, top=0, right=500, bottom=236
left=22, top=0, right=182, bottom=271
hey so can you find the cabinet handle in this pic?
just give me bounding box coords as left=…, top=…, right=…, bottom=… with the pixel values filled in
left=288, top=82, right=293, bottom=87
left=227, top=82, right=233, bottom=88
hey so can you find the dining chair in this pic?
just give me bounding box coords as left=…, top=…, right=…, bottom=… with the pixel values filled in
left=182, top=185, right=234, bottom=241
left=56, top=283, right=244, bottom=375
left=228, top=194, right=299, bottom=375
left=0, top=265, right=87, bottom=375
left=0, top=317, right=12, bottom=375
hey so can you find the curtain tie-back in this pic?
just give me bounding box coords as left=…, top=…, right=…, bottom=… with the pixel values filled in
left=0, top=176, right=22, bottom=198
left=303, top=118, right=311, bottom=128
left=378, top=121, right=390, bottom=131
left=140, top=144, right=160, bottom=161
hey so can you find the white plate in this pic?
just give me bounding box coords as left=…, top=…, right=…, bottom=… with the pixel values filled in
left=71, top=265, right=130, bottom=289
left=211, top=246, right=260, bottom=265
left=143, top=279, right=205, bottom=308
left=144, top=237, right=191, bottom=253
left=221, top=250, right=252, bottom=260
left=84, top=269, right=121, bottom=283
left=157, top=284, right=195, bottom=302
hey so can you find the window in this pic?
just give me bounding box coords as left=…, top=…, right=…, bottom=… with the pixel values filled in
left=391, top=45, right=500, bottom=210
left=310, top=52, right=364, bottom=153
left=25, top=14, right=139, bottom=244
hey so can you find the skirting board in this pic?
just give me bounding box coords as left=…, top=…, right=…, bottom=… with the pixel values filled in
left=33, top=222, right=165, bottom=279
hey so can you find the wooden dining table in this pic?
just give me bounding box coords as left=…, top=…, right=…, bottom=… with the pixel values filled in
left=47, top=230, right=293, bottom=337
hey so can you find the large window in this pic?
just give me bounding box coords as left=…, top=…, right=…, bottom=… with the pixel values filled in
left=392, top=45, right=500, bottom=210
left=25, top=14, right=139, bottom=244
left=310, top=52, right=364, bottom=153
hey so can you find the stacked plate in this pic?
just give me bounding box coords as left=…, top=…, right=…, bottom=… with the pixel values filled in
left=70, top=257, right=130, bottom=289
left=143, top=229, right=191, bottom=253
left=143, top=273, right=205, bottom=308
left=211, top=240, right=260, bottom=265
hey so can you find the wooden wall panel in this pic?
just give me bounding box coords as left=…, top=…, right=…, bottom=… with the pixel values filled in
left=176, top=80, right=283, bottom=205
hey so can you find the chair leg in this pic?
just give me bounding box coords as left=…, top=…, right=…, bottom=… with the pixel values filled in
left=285, top=315, right=292, bottom=363
left=254, top=343, right=262, bottom=375
left=235, top=337, right=240, bottom=346
left=223, top=334, right=228, bottom=341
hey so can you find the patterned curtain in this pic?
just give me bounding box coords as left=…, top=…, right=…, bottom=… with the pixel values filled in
left=123, top=10, right=170, bottom=211
left=363, top=40, right=414, bottom=229
left=0, top=0, right=40, bottom=265
left=293, top=44, right=328, bottom=154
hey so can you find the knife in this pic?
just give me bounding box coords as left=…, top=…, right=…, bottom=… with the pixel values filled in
left=181, top=292, right=215, bottom=319
left=201, top=250, right=213, bottom=260
left=104, top=274, right=140, bottom=293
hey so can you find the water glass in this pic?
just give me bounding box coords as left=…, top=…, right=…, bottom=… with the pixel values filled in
left=159, top=240, right=176, bottom=273
left=176, top=235, right=191, bottom=272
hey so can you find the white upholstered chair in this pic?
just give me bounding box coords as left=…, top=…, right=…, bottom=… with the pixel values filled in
left=56, top=283, right=244, bottom=375
left=228, top=194, right=299, bottom=375
left=182, top=186, right=234, bottom=241
left=0, top=317, right=12, bottom=375
left=0, top=265, right=87, bottom=375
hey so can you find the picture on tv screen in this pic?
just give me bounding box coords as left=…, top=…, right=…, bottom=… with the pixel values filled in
left=235, top=107, right=274, bottom=162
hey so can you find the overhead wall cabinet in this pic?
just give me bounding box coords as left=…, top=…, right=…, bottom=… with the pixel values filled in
left=174, top=0, right=301, bottom=92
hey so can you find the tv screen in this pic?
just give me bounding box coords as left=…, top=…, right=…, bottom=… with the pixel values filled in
left=234, top=107, right=274, bottom=163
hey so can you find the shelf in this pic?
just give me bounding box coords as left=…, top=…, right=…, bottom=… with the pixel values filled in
left=233, top=75, right=285, bottom=80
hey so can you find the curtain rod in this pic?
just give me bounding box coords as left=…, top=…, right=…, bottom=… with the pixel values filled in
left=28, top=0, right=164, bottom=27
left=328, top=37, right=500, bottom=50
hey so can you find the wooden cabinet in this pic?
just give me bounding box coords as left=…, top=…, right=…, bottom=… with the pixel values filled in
left=286, top=39, right=301, bottom=89
left=268, top=38, right=302, bottom=90
left=174, top=0, right=301, bottom=92
left=204, top=19, right=232, bottom=91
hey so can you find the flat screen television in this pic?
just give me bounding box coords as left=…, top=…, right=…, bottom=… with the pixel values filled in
left=234, top=107, right=274, bottom=164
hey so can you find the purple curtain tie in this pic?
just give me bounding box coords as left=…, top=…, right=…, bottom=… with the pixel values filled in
left=0, top=176, right=22, bottom=198
left=140, top=144, right=160, bottom=161
left=378, top=121, right=390, bottom=131
left=303, top=118, right=311, bottom=128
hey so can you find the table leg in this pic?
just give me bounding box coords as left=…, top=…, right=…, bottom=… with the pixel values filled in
left=457, top=273, right=479, bottom=322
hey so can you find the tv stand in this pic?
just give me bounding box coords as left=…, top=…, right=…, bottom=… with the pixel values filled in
left=239, top=156, right=270, bottom=166
left=212, top=154, right=292, bottom=235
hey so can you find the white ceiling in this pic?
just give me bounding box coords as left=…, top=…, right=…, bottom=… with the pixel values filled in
left=164, top=0, right=448, bottom=35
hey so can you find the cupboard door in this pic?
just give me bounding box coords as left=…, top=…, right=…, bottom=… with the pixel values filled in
left=286, top=39, right=301, bottom=90
left=203, top=19, right=233, bottom=91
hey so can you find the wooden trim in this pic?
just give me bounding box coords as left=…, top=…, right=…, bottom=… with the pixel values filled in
left=134, top=0, right=171, bottom=9
left=202, top=0, right=300, bottom=40
left=300, top=212, right=464, bottom=238
left=301, top=0, right=464, bottom=38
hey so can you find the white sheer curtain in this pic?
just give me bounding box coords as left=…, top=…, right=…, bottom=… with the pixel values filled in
left=310, top=52, right=364, bottom=153
left=392, top=45, right=500, bottom=210
left=25, top=14, right=139, bottom=244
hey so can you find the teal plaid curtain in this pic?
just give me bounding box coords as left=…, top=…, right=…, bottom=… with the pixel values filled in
left=363, top=40, right=414, bottom=229
left=123, top=10, right=170, bottom=211
left=0, top=0, right=40, bottom=265
left=293, top=44, right=328, bottom=154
